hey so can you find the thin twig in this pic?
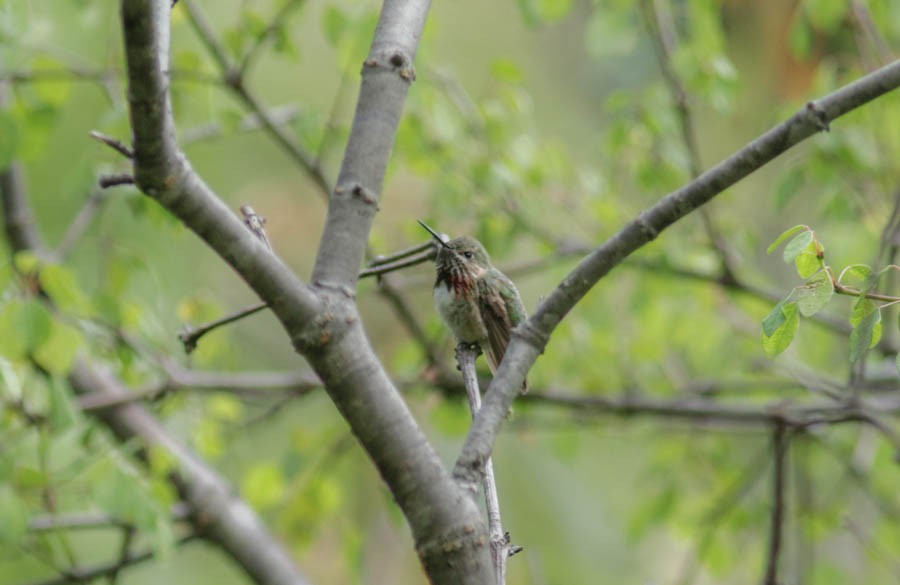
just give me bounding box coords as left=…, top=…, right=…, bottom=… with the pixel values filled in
left=456, top=344, right=513, bottom=584
left=368, top=240, right=435, bottom=267
left=54, top=188, right=109, bottom=260
left=98, top=173, right=135, bottom=189
left=763, top=423, right=788, bottom=585
left=89, top=131, right=134, bottom=159
left=359, top=249, right=434, bottom=278
left=640, top=0, right=738, bottom=284
left=22, top=533, right=199, bottom=585
left=236, top=0, right=308, bottom=77
left=180, top=0, right=331, bottom=196
left=178, top=302, right=268, bottom=353
left=28, top=504, right=191, bottom=533
left=77, top=367, right=320, bottom=411
left=180, top=104, right=301, bottom=145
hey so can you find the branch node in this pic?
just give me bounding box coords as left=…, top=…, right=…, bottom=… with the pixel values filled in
left=635, top=212, right=660, bottom=241
left=352, top=184, right=379, bottom=207
left=805, top=101, right=831, bottom=132
left=239, top=204, right=272, bottom=251
left=361, top=54, right=416, bottom=82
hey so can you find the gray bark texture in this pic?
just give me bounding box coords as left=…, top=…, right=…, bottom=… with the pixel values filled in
left=119, top=0, right=493, bottom=583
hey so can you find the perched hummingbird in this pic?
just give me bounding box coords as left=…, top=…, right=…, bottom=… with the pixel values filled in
left=418, top=221, right=528, bottom=392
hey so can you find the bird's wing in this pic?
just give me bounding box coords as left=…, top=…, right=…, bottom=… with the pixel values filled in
left=476, top=270, right=528, bottom=391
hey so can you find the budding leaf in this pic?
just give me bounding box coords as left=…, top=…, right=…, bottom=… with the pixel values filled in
left=767, top=225, right=808, bottom=255
left=781, top=230, right=814, bottom=263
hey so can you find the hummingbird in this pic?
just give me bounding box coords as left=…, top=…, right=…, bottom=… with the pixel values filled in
left=418, top=221, right=528, bottom=392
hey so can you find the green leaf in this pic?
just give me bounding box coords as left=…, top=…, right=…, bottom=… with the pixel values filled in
left=242, top=462, right=286, bottom=510
left=40, top=264, right=90, bottom=314
left=840, top=264, right=872, bottom=285
left=19, top=297, right=53, bottom=351
left=585, top=9, right=637, bottom=58
left=762, top=296, right=792, bottom=337
left=491, top=59, right=525, bottom=84
left=850, top=297, right=878, bottom=327
left=208, top=394, right=244, bottom=421
left=32, top=319, right=83, bottom=376
left=516, top=0, right=541, bottom=26
left=536, top=0, right=575, bottom=22
left=850, top=306, right=881, bottom=362
left=13, top=250, right=41, bottom=274
left=762, top=301, right=799, bottom=358
left=788, top=14, right=813, bottom=58
left=795, top=271, right=834, bottom=317
left=0, top=359, right=22, bottom=400
left=782, top=230, right=814, bottom=263
left=47, top=376, right=78, bottom=431
left=805, top=0, right=849, bottom=32
left=0, top=486, right=29, bottom=543
left=795, top=249, right=823, bottom=279
left=767, top=225, right=808, bottom=254
left=322, top=6, right=348, bottom=47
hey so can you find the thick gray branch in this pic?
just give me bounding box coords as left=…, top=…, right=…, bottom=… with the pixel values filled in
left=310, top=0, right=430, bottom=288
left=454, top=59, right=900, bottom=486
left=68, top=361, right=313, bottom=585
left=120, top=0, right=321, bottom=333
left=119, top=1, right=493, bottom=582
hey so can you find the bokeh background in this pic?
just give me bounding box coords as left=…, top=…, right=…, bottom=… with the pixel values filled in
left=2, top=0, right=900, bottom=584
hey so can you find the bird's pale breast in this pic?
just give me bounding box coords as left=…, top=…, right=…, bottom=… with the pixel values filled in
left=434, top=283, right=488, bottom=344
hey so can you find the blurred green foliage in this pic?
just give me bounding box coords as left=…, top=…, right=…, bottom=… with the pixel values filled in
left=1, top=0, right=900, bottom=584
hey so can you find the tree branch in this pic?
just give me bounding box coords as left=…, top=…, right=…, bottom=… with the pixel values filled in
left=310, top=1, right=428, bottom=288
left=763, top=423, right=788, bottom=585
left=120, top=1, right=494, bottom=582
left=454, top=59, right=900, bottom=486
left=120, top=0, right=321, bottom=333
left=457, top=345, right=514, bottom=584
left=22, top=533, right=199, bottom=585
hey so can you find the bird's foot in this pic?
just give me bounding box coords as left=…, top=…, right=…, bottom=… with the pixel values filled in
left=454, top=342, right=482, bottom=368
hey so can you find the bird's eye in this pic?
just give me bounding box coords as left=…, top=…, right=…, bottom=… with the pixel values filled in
left=463, top=251, right=474, bottom=259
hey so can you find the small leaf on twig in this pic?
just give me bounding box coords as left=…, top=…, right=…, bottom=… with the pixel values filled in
left=767, top=225, right=808, bottom=255
left=795, top=271, right=833, bottom=317
left=762, top=301, right=799, bottom=358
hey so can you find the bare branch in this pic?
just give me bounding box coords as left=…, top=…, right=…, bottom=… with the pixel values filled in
left=28, top=504, right=191, bottom=533
left=54, top=188, right=109, bottom=260
left=454, top=59, right=900, bottom=487
left=358, top=249, right=434, bottom=278
left=180, top=104, right=301, bottom=145
left=180, top=0, right=331, bottom=196
left=763, top=423, right=788, bottom=585
left=457, top=344, right=513, bottom=584
left=89, top=130, right=134, bottom=159
left=98, top=173, right=135, bottom=189
left=237, top=0, right=308, bottom=77
left=21, top=533, right=199, bottom=585
left=310, top=2, right=428, bottom=287
left=121, top=1, right=494, bottom=582
left=176, top=303, right=267, bottom=353
left=640, top=0, right=738, bottom=284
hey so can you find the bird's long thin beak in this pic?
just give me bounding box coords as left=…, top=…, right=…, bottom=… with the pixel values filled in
left=417, top=220, right=449, bottom=248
